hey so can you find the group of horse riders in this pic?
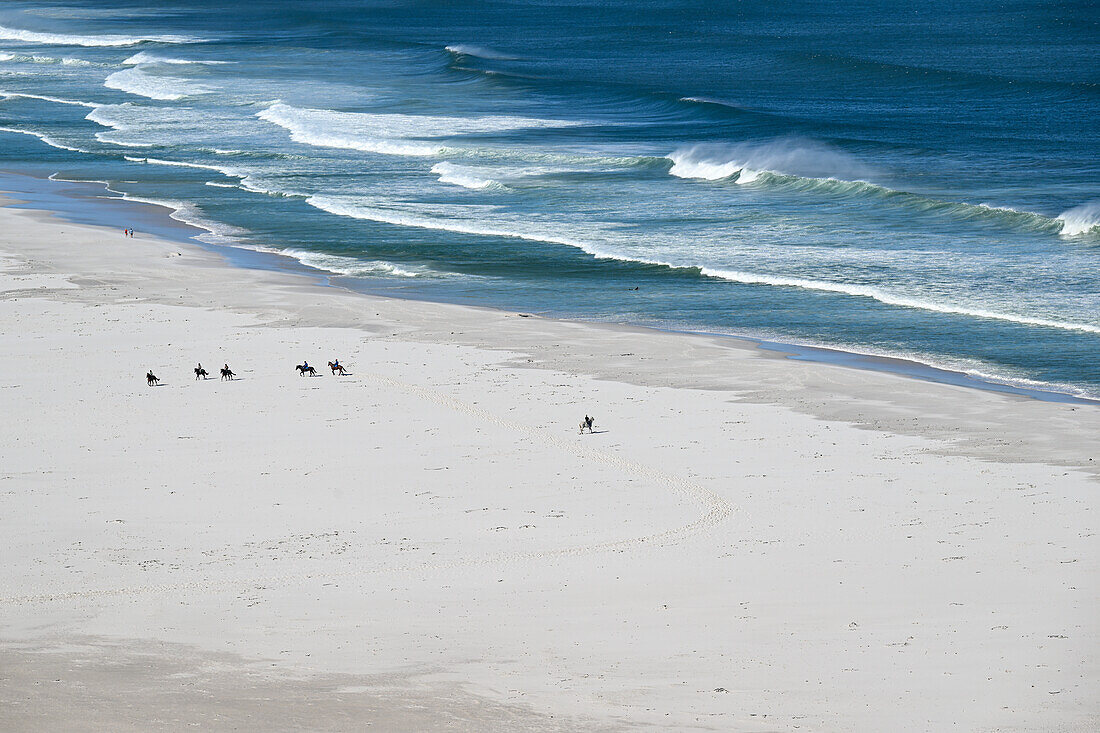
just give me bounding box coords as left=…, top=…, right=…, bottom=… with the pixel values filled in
left=151, top=362, right=596, bottom=433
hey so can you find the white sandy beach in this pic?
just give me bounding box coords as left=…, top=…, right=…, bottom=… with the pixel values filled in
left=0, top=194, right=1096, bottom=732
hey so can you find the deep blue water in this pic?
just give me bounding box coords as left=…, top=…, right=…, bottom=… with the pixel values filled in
left=0, top=1, right=1097, bottom=397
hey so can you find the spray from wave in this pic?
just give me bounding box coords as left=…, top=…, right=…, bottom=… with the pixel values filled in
left=0, top=23, right=196, bottom=47
left=668, top=139, right=877, bottom=182
left=1057, top=201, right=1100, bottom=237
left=667, top=139, right=1074, bottom=235
left=444, top=44, right=517, bottom=60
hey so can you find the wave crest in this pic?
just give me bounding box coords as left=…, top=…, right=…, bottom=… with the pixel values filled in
left=305, top=194, right=1099, bottom=335
left=0, top=23, right=196, bottom=47
left=668, top=139, right=877, bottom=182
left=256, top=102, right=581, bottom=158
left=104, top=67, right=211, bottom=100
left=445, top=44, right=517, bottom=60
left=1057, top=201, right=1100, bottom=237
left=430, top=162, right=506, bottom=190
left=122, top=51, right=229, bottom=66
left=667, top=140, right=1071, bottom=235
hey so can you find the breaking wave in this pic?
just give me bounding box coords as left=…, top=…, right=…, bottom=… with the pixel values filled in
left=276, top=249, right=431, bottom=278
left=306, top=193, right=1099, bottom=334
left=668, top=139, right=877, bottom=182
left=122, top=155, right=244, bottom=179
left=0, top=23, right=196, bottom=47
left=430, top=162, right=506, bottom=190
left=667, top=141, right=1072, bottom=235
left=104, top=66, right=211, bottom=100
left=0, top=52, right=96, bottom=66
left=0, top=91, right=98, bottom=108
left=256, top=102, right=581, bottom=157
left=445, top=44, right=517, bottom=60
left=122, top=51, right=229, bottom=65
left=104, top=187, right=248, bottom=244
left=1057, top=201, right=1100, bottom=237
left=0, top=125, right=90, bottom=153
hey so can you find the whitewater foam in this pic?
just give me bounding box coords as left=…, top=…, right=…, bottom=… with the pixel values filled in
left=104, top=187, right=247, bottom=244
left=430, top=162, right=506, bottom=190
left=667, top=142, right=1068, bottom=234
left=104, top=67, right=211, bottom=100
left=257, top=102, right=581, bottom=157
left=0, top=91, right=98, bottom=108
left=306, top=193, right=1099, bottom=335
left=277, top=249, right=429, bottom=278
left=122, top=155, right=245, bottom=179
left=0, top=52, right=95, bottom=66
left=668, top=139, right=878, bottom=182
left=0, top=125, right=90, bottom=153
left=0, top=23, right=196, bottom=47
left=1057, top=201, right=1100, bottom=237
left=122, top=51, right=229, bottom=66
left=444, top=44, right=517, bottom=60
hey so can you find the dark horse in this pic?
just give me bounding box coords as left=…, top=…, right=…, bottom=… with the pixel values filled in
left=195, top=364, right=208, bottom=380
left=220, top=364, right=235, bottom=381
left=328, top=361, right=347, bottom=375
left=146, top=371, right=159, bottom=386
left=296, top=363, right=318, bottom=377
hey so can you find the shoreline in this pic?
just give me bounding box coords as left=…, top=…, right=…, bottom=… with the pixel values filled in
left=3, top=168, right=1095, bottom=407
left=1, top=173, right=1097, bottom=731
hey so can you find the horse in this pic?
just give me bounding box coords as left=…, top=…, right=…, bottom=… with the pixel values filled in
left=328, top=361, right=347, bottom=375
left=296, top=363, right=317, bottom=377
left=579, top=415, right=594, bottom=434
left=146, top=371, right=159, bottom=386
left=220, top=365, right=235, bottom=381
left=195, top=364, right=208, bottom=380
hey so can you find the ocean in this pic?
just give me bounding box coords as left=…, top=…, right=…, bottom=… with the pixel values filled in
left=1, top=0, right=1097, bottom=398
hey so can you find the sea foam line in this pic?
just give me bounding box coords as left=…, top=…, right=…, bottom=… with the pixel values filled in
left=122, top=51, right=229, bottom=66
left=430, top=162, right=506, bottom=190
left=103, top=186, right=247, bottom=244
left=0, top=91, right=98, bottom=108
left=0, top=125, right=90, bottom=153
left=0, top=23, right=197, bottom=47
left=256, top=102, right=582, bottom=158
left=0, top=52, right=96, bottom=66
left=306, top=194, right=1100, bottom=335
left=104, top=67, right=210, bottom=101
left=123, top=155, right=244, bottom=177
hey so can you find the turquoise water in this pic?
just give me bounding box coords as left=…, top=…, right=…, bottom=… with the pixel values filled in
left=0, top=1, right=1097, bottom=397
